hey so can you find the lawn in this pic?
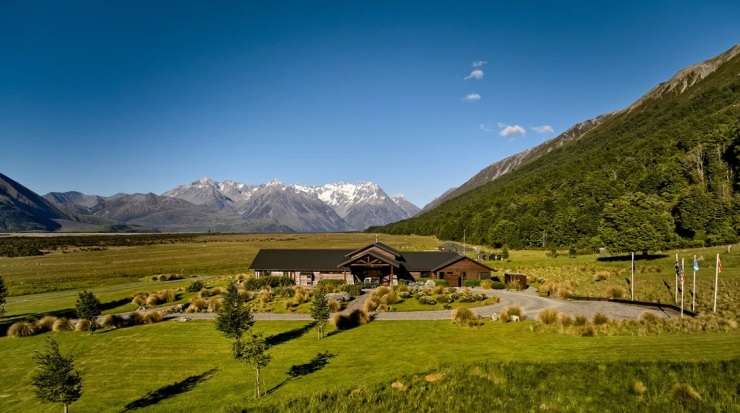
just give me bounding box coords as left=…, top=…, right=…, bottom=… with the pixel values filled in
left=0, top=320, right=738, bottom=413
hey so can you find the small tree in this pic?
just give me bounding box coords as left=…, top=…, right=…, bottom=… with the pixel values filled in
left=216, top=283, right=254, bottom=344
left=310, top=287, right=330, bottom=339
left=32, top=337, right=82, bottom=413
left=234, top=333, right=271, bottom=398
left=75, top=291, right=100, bottom=333
left=0, top=275, right=8, bottom=316
left=501, top=245, right=510, bottom=260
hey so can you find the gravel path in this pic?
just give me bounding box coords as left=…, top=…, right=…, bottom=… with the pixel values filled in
left=165, top=288, right=681, bottom=322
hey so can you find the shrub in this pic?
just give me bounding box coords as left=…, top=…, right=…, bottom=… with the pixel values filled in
left=243, top=275, right=294, bottom=291
left=74, top=319, right=92, bottom=332
left=606, top=286, right=625, bottom=299
left=35, top=316, right=58, bottom=332
left=431, top=286, right=444, bottom=295
left=52, top=318, right=73, bottom=332
left=187, top=280, right=205, bottom=292
left=434, top=279, right=449, bottom=286
left=379, top=290, right=399, bottom=305
left=237, top=288, right=252, bottom=301
left=452, top=307, right=482, bottom=327
left=671, top=383, right=702, bottom=405
left=593, top=313, right=609, bottom=325
left=257, top=288, right=273, bottom=304
left=332, top=309, right=369, bottom=330
left=480, top=279, right=493, bottom=289
left=398, top=291, right=411, bottom=299
left=317, top=279, right=345, bottom=292
left=491, top=281, right=506, bottom=289
left=417, top=295, right=437, bottom=305
left=7, top=321, right=36, bottom=337
left=537, top=308, right=559, bottom=325
left=338, top=283, right=362, bottom=297
left=436, top=295, right=450, bottom=304
left=463, top=279, right=480, bottom=288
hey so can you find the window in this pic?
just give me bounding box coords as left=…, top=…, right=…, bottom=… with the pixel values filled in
left=437, top=272, right=445, bottom=278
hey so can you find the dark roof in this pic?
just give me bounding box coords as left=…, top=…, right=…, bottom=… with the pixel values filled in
left=429, top=255, right=495, bottom=272
left=400, top=251, right=461, bottom=271
left=249, top=249, right=353, bottom=271
left=249, top=243, right=492, bottom=273
left=344, top=241, right=401, bottom=258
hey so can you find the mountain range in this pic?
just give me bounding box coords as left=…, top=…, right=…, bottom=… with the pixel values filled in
left=0, top=176, right=419, bottom=233
left=376, top=44, right=740, bottom=248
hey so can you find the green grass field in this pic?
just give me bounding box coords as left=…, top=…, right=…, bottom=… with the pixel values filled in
left=1, top=320, right=737, bottom=413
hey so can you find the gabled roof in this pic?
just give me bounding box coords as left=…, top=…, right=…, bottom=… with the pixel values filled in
left=429, top=255, right=495, bottom=272
left=344, top=242, right=401, bottom=258
left=400, top=251, right=461, bottom=271
left=337, top=250, right=402, bottom=268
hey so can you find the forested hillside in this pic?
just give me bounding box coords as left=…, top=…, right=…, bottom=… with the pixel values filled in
left=374, top=47, right=740, bottom=251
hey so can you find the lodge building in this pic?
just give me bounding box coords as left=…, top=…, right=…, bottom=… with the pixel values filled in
left=249, top=242, right=493, bottom=287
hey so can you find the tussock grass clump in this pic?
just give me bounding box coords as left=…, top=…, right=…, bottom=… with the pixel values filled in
left=453, top=307, right=482, bottom=327
left=74, top=319, right=92, bottom=332
left=580, top=323, right=595, bottom=337
left=671, top=383, right=702, bottom=405
left=132, top=294, right=147, bottom=307
left=328, top=298, right=341, bottom=313
left=7, top=321, right=36, bottom=337
left=479, top=279, right=493, bottom=289
left=35, top=315, right=59, bottom=332
left=144, top=311, right=164, bottom=324
left=52, top=318, right=73, bottom=332
left=500, top=305, right=524, bottom=322
left=593, top=313, right=609, bottom=325
left=208, top=297, right=224, bottom=313
left=379, top=290, right=399, bottom=305
left=332, top=309, right=369, bottom=330
left=558, top=313, right=573, bottom=327
left=632, top=380, right=647, bottom=396
left=129, top=311, right=147, bottom=325
left=187, top=297, right=208, bottom=313
left=639, top=311, right=659, bottom=322
left=540, top=280, right=575, bottom=298
left=606, top=286, right=625, bottom=299
left=99, top=314, right=124, bottom=329
left=537, top=308, right=559, bottom=325
left=145, top=295, right=161, bottom=307
left=574, top=315, right=588, bottom=326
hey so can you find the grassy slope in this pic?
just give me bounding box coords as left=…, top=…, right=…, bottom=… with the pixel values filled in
left=0, top=233, right=439, bottom=296
left=0, top=320, right=737, bottom=413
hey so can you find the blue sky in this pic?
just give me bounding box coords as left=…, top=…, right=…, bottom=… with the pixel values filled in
left=2, top=1, right=739, bottom=207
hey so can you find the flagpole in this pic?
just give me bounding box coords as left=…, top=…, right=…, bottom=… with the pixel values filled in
left=692, top=254, right=696, bottom=312
left=680, top=257, right=684, bottom=318
left=674, top=252, right=679, bottom=304
left=630, top=252, right=634, bottom=301
left=713, top=253, right=719, bottom=313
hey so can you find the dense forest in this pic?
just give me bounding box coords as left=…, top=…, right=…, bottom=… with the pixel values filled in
left=373, top=52, right=740, bottom=252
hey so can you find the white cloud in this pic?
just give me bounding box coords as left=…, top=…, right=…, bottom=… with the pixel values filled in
left=497, top=123, right=526, bottom=137
left=472, top=60, right=487, bottom=67
left=532, top=125, right=554, bottom=134
left=464, top=69, right=484, bottom=80
left=463, top=93, right=481, bottom=102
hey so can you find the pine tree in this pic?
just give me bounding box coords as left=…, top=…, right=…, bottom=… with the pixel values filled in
left=216, top=283, right=254, bottom=343
left=233, top=333, right=271, bottom=398
left=75, top=291, right=100, bottom=333
left=0, top=275, right=8, bottom=316
left=310, top=287, right=330, bottom=339
left=32, top=337, right=82, bottom=413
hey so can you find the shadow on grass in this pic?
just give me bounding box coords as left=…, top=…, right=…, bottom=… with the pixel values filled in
left=266, top=321, right=317, bottom=347
left=597, top=254, right=668, bottom=262
left=266, top=352, right=335, bottom=395
left=120, top=368, right=217, bottom=412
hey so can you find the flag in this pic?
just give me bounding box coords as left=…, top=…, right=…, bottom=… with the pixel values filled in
left=717, top=256, right=723, bottom=273
left=693, top=257, right=699, bottom=272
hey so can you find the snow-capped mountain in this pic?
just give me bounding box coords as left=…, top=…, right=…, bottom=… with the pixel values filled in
left=162, top=178, right=419, bottom=231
